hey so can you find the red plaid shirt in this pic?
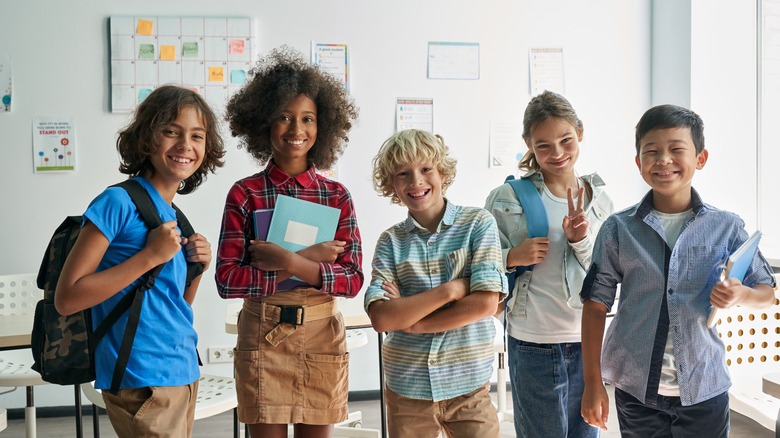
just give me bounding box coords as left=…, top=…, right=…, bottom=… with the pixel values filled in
left=215, top=160, right=363, bottom=298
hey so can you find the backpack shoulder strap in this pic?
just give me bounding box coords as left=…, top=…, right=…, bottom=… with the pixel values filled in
left=505, top=176, right=549, bottom=238
left=104, top=179, right=165, bottom=393
left=172, top=203, right=204, bottom=285
left=116, top=179, right=204, bottom=285
left=114, top=179, right=162, bottom=229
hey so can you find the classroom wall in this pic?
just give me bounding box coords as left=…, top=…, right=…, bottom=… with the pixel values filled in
left=690, top=0, right=759, bottom=235
left=0, top=0, right=656, bottom=408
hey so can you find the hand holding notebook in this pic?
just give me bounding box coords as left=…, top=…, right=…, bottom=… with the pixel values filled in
left=706, top=230, right=762, bottom=328
left=253, top=195, right=341, bottom=290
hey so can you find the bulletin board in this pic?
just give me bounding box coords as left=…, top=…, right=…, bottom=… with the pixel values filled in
left=109, top=16, right=257, bottom=113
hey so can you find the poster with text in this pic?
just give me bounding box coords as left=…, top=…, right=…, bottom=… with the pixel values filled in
left=33, top=116, right=76, bottom=173
left=427, top=42, right=479, bottom=80
left=396, top=98, right=434, bottom=132
left=529, top=47, right=565, bottom=96
left=489, top=120, right=524, bottom=168
left=311, top=42, right=349, bottom=90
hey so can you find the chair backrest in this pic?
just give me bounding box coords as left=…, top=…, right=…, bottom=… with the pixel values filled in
left=716, top=287, right=780, bottom=375
left=0, top=273, right=41, bottom=317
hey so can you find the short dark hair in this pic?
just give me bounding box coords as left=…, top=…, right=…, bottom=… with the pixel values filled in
left=635, top=104, right=705, bottom=155
left=225, top=46, right=359, bottom=169
left=116, top=85, right=226, bottom=194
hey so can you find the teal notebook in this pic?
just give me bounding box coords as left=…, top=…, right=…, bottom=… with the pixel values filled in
left=706, top=230, right=762, bottom=328
left=266, top=195, right=341, bottom=253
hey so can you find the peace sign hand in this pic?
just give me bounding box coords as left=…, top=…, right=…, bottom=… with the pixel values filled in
left=562, top=186, right=588, bottom=243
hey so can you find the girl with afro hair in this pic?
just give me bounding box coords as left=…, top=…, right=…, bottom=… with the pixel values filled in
left=215, top=46, right=363, bottom=438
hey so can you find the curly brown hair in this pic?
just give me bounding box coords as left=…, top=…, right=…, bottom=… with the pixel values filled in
left=116, top=85, right=226, bottom=194
left=225, top=46, right=358, bottom=169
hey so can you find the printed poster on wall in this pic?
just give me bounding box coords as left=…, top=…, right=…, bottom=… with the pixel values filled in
left=427, top=42, right=480, bottom=80
left=33, top=116, right=76, bottom=173
left=0, top=54, right=11, bottom=112
left=529, top=47, right=565, bottom=96
left=489, top=120, right=524, bottom=168
left=396, top=98, right=433, bottom=133
left=311, top=42, right=349, bottom=90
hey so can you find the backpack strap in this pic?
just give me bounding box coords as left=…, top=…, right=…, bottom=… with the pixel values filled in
left=505, top=176, right=548, bottom=238
left=502, top=175, right=549, bottom=317
left=172, top=204, right=204, bottom=286
left=118, top=180, right=204, bottom=285
left=99, top=179, right=203, bottom=393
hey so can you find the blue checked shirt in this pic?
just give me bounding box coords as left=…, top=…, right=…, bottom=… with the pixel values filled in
left=364, top=201, right=507, bottom=401
left=581, top=189, right=776, bottom=406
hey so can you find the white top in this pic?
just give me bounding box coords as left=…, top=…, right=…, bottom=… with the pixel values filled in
left=656, top=209, right=693, bottom=396
left=508, top=183, right=584, bottom=343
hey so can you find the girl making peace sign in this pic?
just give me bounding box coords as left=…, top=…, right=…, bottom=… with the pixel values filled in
left=484, top=91, right=613, bottom=438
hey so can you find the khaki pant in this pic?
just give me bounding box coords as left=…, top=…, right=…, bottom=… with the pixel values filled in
left=102, top=380, right=198, bottom=438
left=386, top=382, right=500, bottom=438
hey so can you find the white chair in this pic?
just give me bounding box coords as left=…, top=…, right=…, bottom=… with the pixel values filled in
left=0, top=273, right=47, bottom=438
left=492, top=316, right=513, bottom=424
left=331, top=329, right=380, bottom=438
left=80, top=374, right=238, bottom=437
left=715, top=286, right=780, bottom=435
left=0, top=407, right=7, bottom=432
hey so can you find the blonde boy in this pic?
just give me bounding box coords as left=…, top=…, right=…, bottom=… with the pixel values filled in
left=364, top=129, right=506, bottom=438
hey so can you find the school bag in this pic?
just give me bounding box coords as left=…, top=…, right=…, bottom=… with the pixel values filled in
left=503, top=175, right=548, bottom=301
left=31, top=178, right=203, bottom=393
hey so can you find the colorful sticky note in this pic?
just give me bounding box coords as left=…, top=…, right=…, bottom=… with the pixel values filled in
left=229, top=39, right=245, bottom=55
left=208, top=66, right=225, bottom=82
left=230, top=69, right=247, bottom=84
left=136, top=19, right=154, bottom=36
left=160, top=45, right=176, bottom=61
left=182, top=42, right=199, bottom=58
left=138, top=88, right=153, bottom=103
left=138, top=44, right=155, bottom=60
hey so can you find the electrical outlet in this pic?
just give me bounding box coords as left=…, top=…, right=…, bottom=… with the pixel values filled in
left=207, top=346, right=234, bottom=363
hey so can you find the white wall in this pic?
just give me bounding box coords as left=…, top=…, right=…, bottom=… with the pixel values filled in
left=690, top=1, right=759, bottom=230
left=0, top=0, right=651, bottom=408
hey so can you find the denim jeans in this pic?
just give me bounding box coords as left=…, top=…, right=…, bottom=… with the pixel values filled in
left=507, top=336, right=599, bottom=438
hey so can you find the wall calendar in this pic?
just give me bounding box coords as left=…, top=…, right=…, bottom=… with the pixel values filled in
left=110, top=16, right=257, bottom=113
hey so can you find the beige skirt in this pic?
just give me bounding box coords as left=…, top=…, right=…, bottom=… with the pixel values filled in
left=233, top=288, right=349, bottom=425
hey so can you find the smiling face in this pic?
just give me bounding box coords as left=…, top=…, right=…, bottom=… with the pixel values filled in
left=526, top=117, right=581, bottom=183
left=270, top=93, right=318, bottom=176
left=147, top=105, right=206, bottom=197
left=392, top=160, right=446, bottom=230
left=636, top=127, right=708, bottom=212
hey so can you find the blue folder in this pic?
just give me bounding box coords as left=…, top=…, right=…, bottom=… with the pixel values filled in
left=266, top=195, right=341, bottom=252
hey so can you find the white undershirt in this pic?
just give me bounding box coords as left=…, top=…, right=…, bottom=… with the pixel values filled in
left=507, top=182, right=585, bottom=344
left=655, top=209, right=693, bottom=397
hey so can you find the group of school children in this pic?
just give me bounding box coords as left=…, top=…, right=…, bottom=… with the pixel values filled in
left=53, top=45, right=777, bottom=438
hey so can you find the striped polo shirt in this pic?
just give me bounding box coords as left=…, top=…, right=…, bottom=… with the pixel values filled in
left=364, top=201, right=507, bottom=401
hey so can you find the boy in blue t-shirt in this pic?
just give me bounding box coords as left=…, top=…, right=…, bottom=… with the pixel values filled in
left=580, top=104, right=776, bottom=437
left=55, top=85, right=225, bottom=437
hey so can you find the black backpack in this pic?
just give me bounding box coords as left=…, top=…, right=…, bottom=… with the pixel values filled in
left=31, top=179, right=203, bottom=393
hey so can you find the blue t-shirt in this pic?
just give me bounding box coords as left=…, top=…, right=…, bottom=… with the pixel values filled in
left=84, top=177, right=199, bottom=389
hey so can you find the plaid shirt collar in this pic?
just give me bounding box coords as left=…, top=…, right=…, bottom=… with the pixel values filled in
left=265, top=159, right=318, bottom=189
